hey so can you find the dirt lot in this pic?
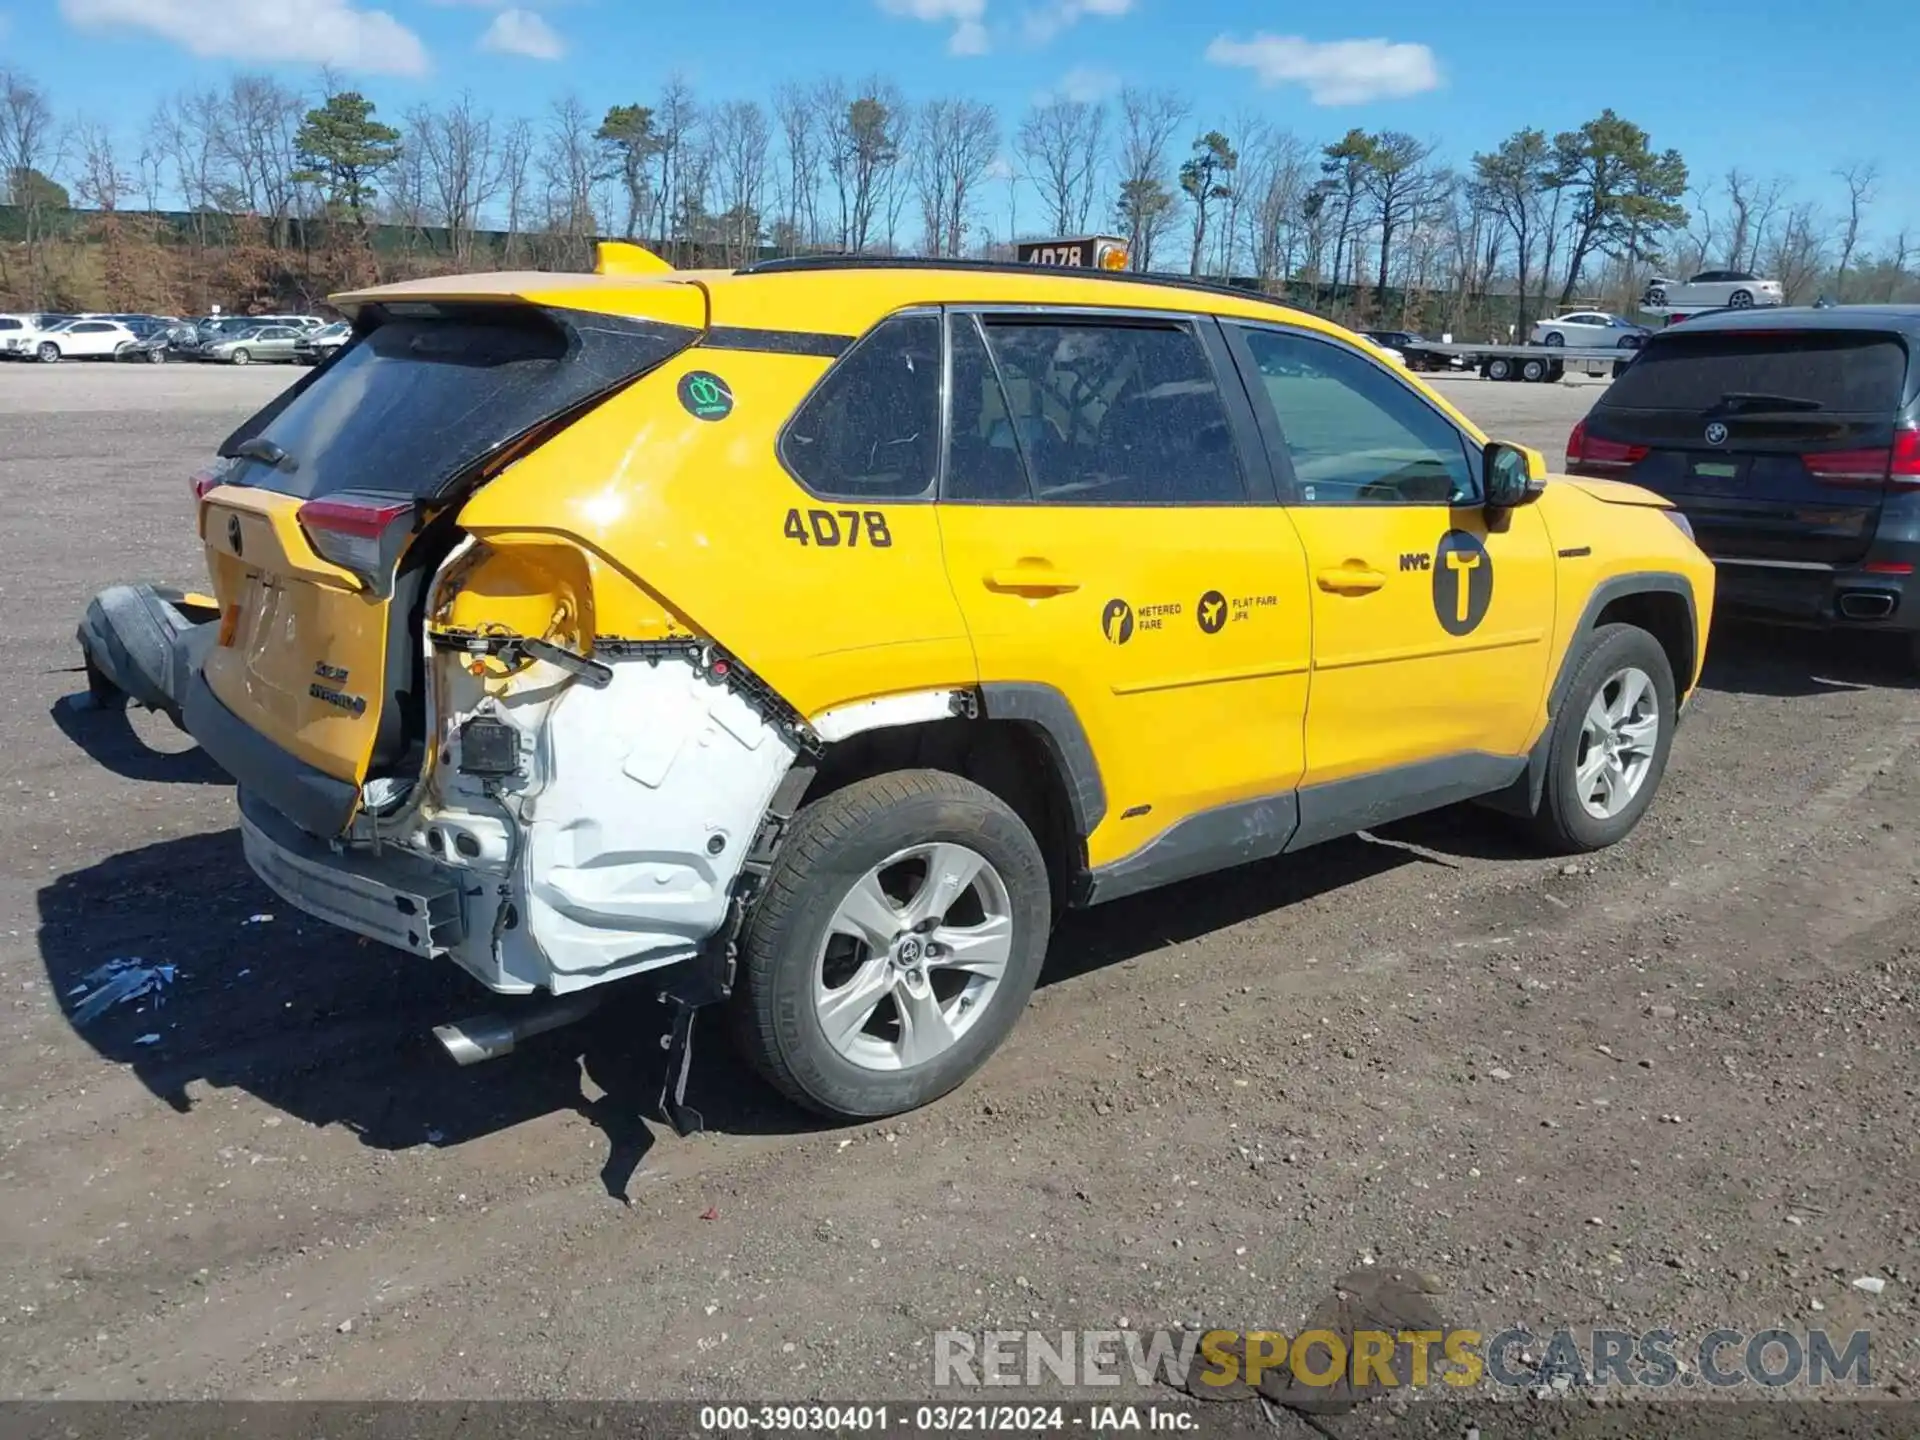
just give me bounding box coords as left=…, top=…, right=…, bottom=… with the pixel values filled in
left=2, top=362, right=1916, bottom=1416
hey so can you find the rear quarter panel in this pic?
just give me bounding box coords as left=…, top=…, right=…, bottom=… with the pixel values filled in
left=454, top=350, right=979, bottom=717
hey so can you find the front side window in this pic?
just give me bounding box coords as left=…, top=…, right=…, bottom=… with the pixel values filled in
left=782, top=312, right=940, bottom=501
left=1238, top=326, right=1478, bottom=506
left=948, top=315, right=1245, bottom=505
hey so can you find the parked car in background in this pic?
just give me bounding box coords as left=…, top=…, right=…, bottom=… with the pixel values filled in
left=31, top=318, right=139, bottom=362
left=1352, top=331, right=1409, bottom=366
left=119, top=320, right=199, bottom=363
left=1565, top=304, right=1920, bottom=667
left=1530, top=312, right=1651, bottom=348
left=1642, top=270, right=1784, bottom=310
left=199, top=324, right=305, bottom=364
left=293, top=320, right=350, bottom=364
left=0, top=313, right=78, bottom=359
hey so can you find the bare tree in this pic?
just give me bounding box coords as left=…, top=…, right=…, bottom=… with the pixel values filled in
left=1833, top=161, right=1877, bottom=301
left=651, top=75, right=702, bottom=256
left=1, top=68, right=66, bottom=306
left=497, top=116, right=534, bottom=265
left=1762, top=200, right=1829, bottom=303
left=541, top=94, right=600, bottom=270
left=414, top=95, right=498, bottom=265
left=711, top=99, right=771, bottom=265
left=772, top=83, right=821, bottom=252
left=914, top=98, right=999, bottom=257
left=218, top=76, right=306, bottom=244
left=1016, top=97, right=1106, bottom=236
left=1114, top=86, right=1187, bottom=270
left=1239, top=124, right=1309, bottom=287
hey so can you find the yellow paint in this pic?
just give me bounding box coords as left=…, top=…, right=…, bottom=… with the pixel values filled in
left=197, top=488, right=392, bottom=784
left=593, top=240, right=673, bottom=276
left=200, top=262, right=1713, bottom=859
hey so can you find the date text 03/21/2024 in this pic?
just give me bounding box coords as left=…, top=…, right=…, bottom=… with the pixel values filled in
left=696, top=1403, right=1198, bottom=1433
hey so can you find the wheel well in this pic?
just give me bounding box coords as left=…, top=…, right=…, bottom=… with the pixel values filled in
left=798, top=719, right=1083, bottom=912
left=1595, top=590, right=1694, bottom=691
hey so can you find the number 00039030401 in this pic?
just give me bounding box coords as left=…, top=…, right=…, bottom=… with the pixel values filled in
left=782, top=507, right=894, bottom=549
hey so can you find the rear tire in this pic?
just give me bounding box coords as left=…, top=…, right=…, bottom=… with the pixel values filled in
left=731, top=770, right=1051, bottom=1120
left=1729, top=289, right=1753, bottom=308
left=1542, top=331, right=1565, bottom=346
left=1521, top=357, right=1549, bottom=383
left=1645, top=286, right=1668, bottom=307
left=1530, top=624, right=1677, bottom=854
left=1485, top=357, right=1513, bottom=381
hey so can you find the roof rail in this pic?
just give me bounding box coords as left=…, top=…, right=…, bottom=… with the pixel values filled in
left=736, top=254, right=1302, bottom=313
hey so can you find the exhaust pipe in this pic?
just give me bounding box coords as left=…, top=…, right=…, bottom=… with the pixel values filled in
left=1837, top=590, right=1896, bottom=620
left=433, top=991, right=604, bottom=1066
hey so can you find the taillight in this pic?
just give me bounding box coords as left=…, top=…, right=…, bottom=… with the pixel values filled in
left=1892, top=428, right=1920, bottom=488
left=296, top=494, right=417, bottom=588
left=191, top=456, right=234, bottom=502
left=1802, top=430, right=1920, bottom=489
left=1566, top=418, right=1648, bottom=472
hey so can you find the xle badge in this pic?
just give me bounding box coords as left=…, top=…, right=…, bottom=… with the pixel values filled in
left=678, top=370, right=734, bottom=421
left=1196, top=590, right=1227, bottom=634
left=1101, top=599, right=1134, bottom=645
left=1431, top=530, right=1494, bottom=636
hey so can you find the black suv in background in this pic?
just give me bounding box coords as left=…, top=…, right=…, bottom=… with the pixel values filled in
left=1566, top=306, right=1920, bottom=665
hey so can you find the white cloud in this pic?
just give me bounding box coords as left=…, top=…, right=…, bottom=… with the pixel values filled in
left=1053, top=64, right=1119, bottom=102
left=58, top=0, right=429, bottom=75
left=1023, top=0, right=1132, bottom=45
left=1205, top=33, right=1441, bottom=105
left=478, top=7, right=563, bottom=59
left=878, top=0, right=991, bottom=56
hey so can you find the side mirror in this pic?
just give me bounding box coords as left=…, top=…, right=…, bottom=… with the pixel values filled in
left=1484, top=440, right=1547, bottom=510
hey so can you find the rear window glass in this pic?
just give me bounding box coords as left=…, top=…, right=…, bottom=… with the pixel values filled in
left=1604, top=332, right=1909, bottom=414
left=221, top=306, right=694, bottom=501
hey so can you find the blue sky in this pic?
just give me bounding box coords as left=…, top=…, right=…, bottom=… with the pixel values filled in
left=5, top=0, right=1915, bottom=243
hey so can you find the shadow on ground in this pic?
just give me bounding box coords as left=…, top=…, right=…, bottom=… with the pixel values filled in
left=49, top=693, right=227, bottom=785
left=36, top=814, right=1463, bottom=1197
left=1700, top=618, right=1916, bottom=698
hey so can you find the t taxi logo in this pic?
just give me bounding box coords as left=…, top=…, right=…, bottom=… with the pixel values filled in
left=1431, top=531, right=1493, bottom=636
left=1102, top=599, right=1135, bottom=645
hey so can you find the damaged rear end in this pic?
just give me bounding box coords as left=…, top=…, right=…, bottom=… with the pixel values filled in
left=119, top=276, right=811, bottom=1009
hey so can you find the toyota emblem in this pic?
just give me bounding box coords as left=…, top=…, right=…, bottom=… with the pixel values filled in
left=1704, top=421, right=1729, bottom=445
left=227, top=514, right=243, bottom=554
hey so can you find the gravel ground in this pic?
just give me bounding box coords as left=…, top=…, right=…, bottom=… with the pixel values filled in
left=1, top=361, right=1915, bottom=1424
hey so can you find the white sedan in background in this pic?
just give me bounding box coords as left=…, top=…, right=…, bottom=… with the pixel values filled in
left=30, top=318, right=139, bottom=362
left=1529, top=311, right=1651, bottom=349
left=1642, top=270, right=1784, bottom=309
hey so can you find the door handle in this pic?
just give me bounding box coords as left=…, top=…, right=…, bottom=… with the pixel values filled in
left=985, top=567, right=1082, bottom=596
left=1316, top=565, right=1386, bottom=595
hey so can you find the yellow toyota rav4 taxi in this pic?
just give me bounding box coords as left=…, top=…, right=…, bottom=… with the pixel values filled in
left=83, top=247, right=1714, bottom=1124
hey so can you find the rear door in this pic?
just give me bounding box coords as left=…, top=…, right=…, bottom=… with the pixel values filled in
left=1578, top=328, right=1913, bottom=565
left=195, top=294, right=703, bottom=832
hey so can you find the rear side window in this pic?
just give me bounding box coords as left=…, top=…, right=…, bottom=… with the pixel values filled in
left=782, top=313, right=941, bottom=500
left=221, top=306, right=695, bottom=502
left=952, top=315, right=1245, bottom=505
left=1604, top=332, right=1910, bottom=415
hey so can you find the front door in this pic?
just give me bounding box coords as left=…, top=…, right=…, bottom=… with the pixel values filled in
left=1226, top=323, right=1555, bottom=796
left=936, top=309, right=1315, bottom=874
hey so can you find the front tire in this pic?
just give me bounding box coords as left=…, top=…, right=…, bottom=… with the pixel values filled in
left=1530, top=624, right=1677, bottom=854
left=732, top=770, right=1051, bottom=1120
left=1645, top=286, right=1668, bottom=307
left=1486, top=357, right=1513, bottom=381
left=229, top=348, right=251, bottom=365
left=36, top=342, right=59, bottom=363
